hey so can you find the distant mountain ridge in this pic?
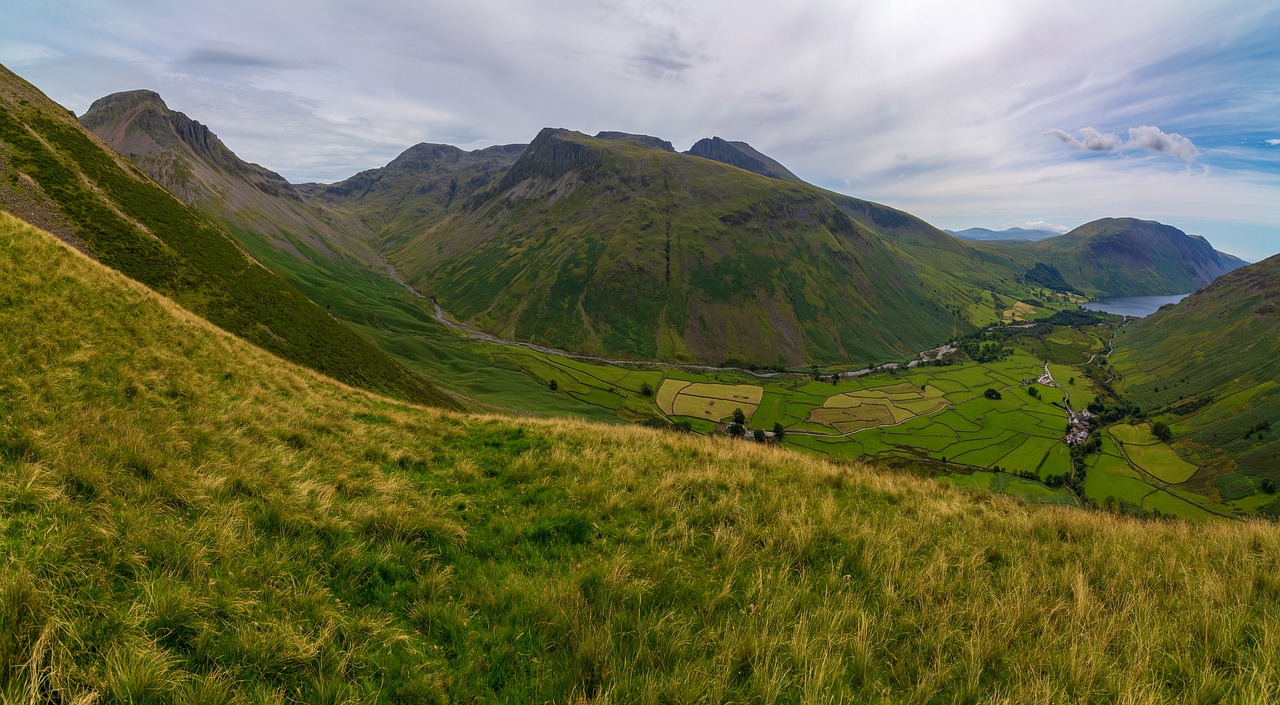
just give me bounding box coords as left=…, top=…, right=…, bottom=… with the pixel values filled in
left=1019, top=218, right=1246, bottom=296
left=948, top=226, right=1063, bottom=242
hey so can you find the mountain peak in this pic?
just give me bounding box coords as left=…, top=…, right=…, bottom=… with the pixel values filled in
left=594, top=131, right=675, bottom=152
left=83, top=89, right=168, bottom=116
left=684, top=136, right=802, bottom=183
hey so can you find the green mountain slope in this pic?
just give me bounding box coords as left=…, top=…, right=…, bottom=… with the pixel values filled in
left=1112, top=254, right=1280, bottom=506
left=0, top=65, right=454, bottom=409
left=6, top=209, right=1280, bottom=702
left=301, top=140, right=525, bottom=247
left=389, top=128, right=968, bottom=366
left=1004, top=218, right=1247, bottom=297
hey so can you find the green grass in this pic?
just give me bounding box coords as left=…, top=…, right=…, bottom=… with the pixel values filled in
left=14, top=209, right=1280, bottom=701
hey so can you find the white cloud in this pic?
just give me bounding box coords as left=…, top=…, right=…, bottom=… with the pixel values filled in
left=1125, top=125, right=1200, bottom=162
left=1044, top=125, right=1199, bottom=162
left=1266, top=138, right=1280, bottom=146
left=1045, top=127, right=1122, bottom=152
left=1016, top=220, right=1071, bottom=233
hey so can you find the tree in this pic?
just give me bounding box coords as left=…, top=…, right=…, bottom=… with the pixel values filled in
left=772, top=422, right=785, bottom=441
left=728, top=423, right=746, bottom=437
left=1151, top=421, right=1172, bottom=442
left=640, top=381, right=653, bottom=396
left=1027, top=386, right=1040, bottom=399
left=1069, top=377, right=1075, bottom=385
left=983, top=388, right=1002, bottom=400
left=753, top=429, right=766, bottom=443
left=732, top=407, right=746, bottom=425
left=549, top=379, right=558, bottom=391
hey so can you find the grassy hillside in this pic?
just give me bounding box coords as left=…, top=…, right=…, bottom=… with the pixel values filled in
left=390, top=128, right=968, bottom=367
left=7, top=204, right=1280, bottom=702
left=0, top=65, right=454, bottom=409
left=1113, top=254, right=1280, bottom=511
left=999, top=218, right=1246, bottom=297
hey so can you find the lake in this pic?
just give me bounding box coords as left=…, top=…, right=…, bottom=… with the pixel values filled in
left=1080, top=294, right=1190, bottom=317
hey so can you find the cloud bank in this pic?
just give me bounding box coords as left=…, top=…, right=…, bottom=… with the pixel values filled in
left=1045, top=125, right=1200, bottom=162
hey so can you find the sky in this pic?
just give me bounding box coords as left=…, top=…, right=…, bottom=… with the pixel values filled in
left=2, top=0, right=1279, bottom=260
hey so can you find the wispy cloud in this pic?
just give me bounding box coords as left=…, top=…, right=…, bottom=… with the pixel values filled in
left=1045, top=125, right=1200, bottom=163
left=1267, top=138, right=1280, bottom=146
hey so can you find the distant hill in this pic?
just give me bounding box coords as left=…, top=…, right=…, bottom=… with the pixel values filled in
left=388, top=128, right=967, bottom=366
left=1014, top=218, right=1247, bottom=297
left=1112, top=253, right=1280, bottom=509
left=0, top=66, right=455, bottom=408
left=947, top=226, right=1062, bottom=242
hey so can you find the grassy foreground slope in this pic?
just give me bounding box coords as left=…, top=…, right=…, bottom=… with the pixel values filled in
left=6, top=217, right=1280, bottom=702
left=0, top=65, right=454, bottom=409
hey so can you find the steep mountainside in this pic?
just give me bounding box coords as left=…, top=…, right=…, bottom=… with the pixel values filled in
left=301, top=141, right=525, bottom=246
left=79, top=90, right=377, bottom=262
left=1112, top=254, right=1280, bottom=501
left=1007, top=218, right=1246, bottom=297
left=7, top=207, right=1280, bottom=702
left=0, top=64, right=454, bottom=408
left=390, top=128, right=967, bottom=366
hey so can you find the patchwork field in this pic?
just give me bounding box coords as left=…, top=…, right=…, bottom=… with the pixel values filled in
left=657, top=380, right=763, bottom=422
left=807, top=382, right=948, bottom=433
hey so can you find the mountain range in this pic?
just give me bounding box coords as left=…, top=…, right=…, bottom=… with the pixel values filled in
left=947, top=226, right=1063, bottom=241
left=73, top=86, right=1249, bottom=369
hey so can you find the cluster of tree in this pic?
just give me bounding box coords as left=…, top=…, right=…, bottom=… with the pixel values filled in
left=1086, top=400, right=1144, bottom=424
left=960, top=340, right=1010, bottom=363
left=983, top=388, right=1002, bottom=400
left=721, top=358, right=787, bottom=373
left=1244, top=420, right=1272, bottom=440
left=1151, top=421, right=1172, bottom=442
left=640, top=417, right=694, bottom=433
left=1039, top=309, right=1113, bottom=327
